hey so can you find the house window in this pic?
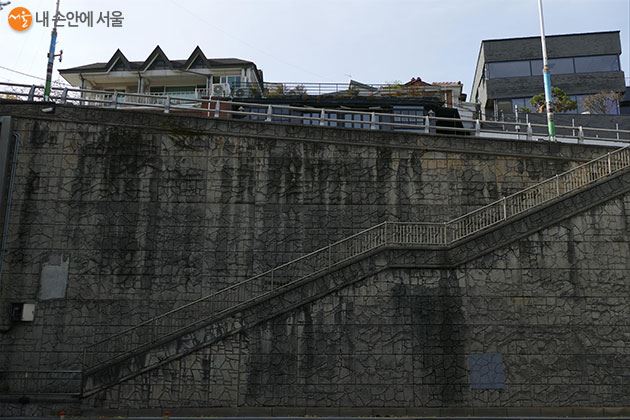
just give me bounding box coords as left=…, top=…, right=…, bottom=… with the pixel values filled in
left=242, top=106, right=266, bottom=121
left=343, top=113, right=371, bottom=129
left=531, top=57, right=575, bottom=76
left=487, top=61, right=531, bottom=78
left=271, top=106, right=291, bottom=123
left=302, top=112, right=337, bottom=126
left=574, top=55, right=620, bottom=73
left=487, top=55, right=621, bottom=80
left=511, top=97, right=532, bottom=112
left=393, top=107, right=423, bottom=129
left=496, top=100, right=513, bottom=116
left=221, top=75, right=242, bottom=89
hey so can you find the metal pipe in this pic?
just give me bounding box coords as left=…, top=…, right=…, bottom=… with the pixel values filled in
left=537, top=0, right=556, bottom=141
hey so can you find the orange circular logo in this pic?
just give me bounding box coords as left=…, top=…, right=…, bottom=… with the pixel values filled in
left=8, top=7, right=32, bottom=31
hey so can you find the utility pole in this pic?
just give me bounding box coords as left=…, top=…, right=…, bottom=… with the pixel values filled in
left=537, top=0, right=556, bottom=141
left=44, top=0, right=62, bottom=101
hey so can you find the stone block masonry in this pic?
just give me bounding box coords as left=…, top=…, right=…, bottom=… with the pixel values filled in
left=0, top=102, right=626, bottom=415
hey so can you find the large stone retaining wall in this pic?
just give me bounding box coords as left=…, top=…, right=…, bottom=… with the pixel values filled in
left=0, top=102, right=625, bottom=415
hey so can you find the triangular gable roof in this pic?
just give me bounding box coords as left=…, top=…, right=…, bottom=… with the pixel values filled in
left=141, top=45, right=172, bottom=71
left=184, top=46, right=210, bottom=70
left=106, top=49, right=132, bottom=72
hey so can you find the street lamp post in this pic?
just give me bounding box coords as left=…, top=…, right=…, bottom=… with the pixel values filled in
left=537, top=0, right=556, bottom=141
left=44, top=0, right=62, bottom=101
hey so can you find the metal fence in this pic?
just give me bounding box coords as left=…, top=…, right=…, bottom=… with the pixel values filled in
left=1, top=82, right=629, bottom=145
left=82, top=145, right=630, bottom=373
left=0, top=370, right=81, bottom=395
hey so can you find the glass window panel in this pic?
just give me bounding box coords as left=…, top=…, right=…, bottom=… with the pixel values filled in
left=271, top=107, right=290, bottom=123
left=496, top=100, right=513, bottom=116
left=165, top=86, right=195, bottom=93
left=531, top=58, right=574, bottom=75
left=243, top=106, right=266, bottom=121
left=511, top=98, right=532, bottom=112
left=344, top=113, right=371, bottom=129
left=575, top=94, right=620, bottom=115
left=302, top=112, right=319, bottom=126
left=302, top=112, right=338, bottom=126
left=549, top=58, right=574, bottom=74
left=326, top=113, right=338, bottom=127
left=574, top=55, right=619, bottom=73
left=530, top=60, right=543, bottom=76
left=487, top=61, right=531, bottom=79
left=556, top=95, right=578, bottom=114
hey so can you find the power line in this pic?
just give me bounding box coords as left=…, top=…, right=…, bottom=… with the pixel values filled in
left=0, top=65, right=69, bottom=86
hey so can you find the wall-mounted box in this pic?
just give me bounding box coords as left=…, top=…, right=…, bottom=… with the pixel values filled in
left=10, top=302, right=35, bottom=322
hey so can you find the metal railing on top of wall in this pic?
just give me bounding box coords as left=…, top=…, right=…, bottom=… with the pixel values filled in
left=1, top=82, right=629, bottom=145
left=81, top=145, right=630, bottom=372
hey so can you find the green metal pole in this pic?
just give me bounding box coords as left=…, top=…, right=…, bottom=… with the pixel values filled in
left=537, top=0, right=556, bottom=141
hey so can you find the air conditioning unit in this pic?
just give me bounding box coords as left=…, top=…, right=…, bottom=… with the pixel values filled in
left=212, top=83, right=231, bottom=97
left=233, top=87, right=248, bottom=98
left=10, top=302, right=35, bottom=322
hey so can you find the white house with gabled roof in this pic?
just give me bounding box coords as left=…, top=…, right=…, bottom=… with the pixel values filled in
left=59, top=46, right=264, bottom=99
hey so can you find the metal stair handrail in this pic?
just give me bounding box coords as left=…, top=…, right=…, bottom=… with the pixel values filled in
left=82, top=145, right=630, bottom=371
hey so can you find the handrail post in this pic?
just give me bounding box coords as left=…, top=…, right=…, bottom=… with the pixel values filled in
left=112, top=92, right=118, bottom=109
left=578, top=126, right=584, bottom=144
left=164, top=96, right=170, bottom=114
left=526, top=122, right=533, bottom=141
left=502, top=196, right=507, bottom=220
left=555, top=174, right=560, bottom=196
left=607, top=152, right=612, bottom=174
left=319, top=109, right=326, bottom=127
left=424, top=115, right=430, bottom=134
left=214, top=100, right=221, bottom=118
left=442, top=222, right=447, bottom=244
left=475, top=119, right=481, bottom=137
left=370, top=112, right=377, bottom=130
left=616, top=124, right=620, bottom=141
left=265, top=105, right=273, bottom=122
left=28, top=85, right=36, bottom=101
left=60, top=88, right=68, bottom=104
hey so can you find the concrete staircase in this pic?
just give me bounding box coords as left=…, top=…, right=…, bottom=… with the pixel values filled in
left=80, top=146, right=630, bottom=397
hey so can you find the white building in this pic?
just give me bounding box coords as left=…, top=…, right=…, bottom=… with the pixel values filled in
left=59, top=46, right=264, bottom=99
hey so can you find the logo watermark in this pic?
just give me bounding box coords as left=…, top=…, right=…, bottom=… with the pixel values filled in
left=7, top=6, right=31, bottom=31
left=6, top=5, right=124, bottom=31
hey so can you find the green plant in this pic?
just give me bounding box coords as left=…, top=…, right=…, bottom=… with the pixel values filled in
left=530, top=87, right=577, bottom=113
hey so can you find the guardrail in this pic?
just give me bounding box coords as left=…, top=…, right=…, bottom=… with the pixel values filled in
left=1, top=82, right=629, bottom=145
left=81, top=145, right=630, bottom=373
left=0, top=370, right=81, bottom=395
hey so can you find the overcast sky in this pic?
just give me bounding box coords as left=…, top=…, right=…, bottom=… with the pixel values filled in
left=1, top=0, right=629, bottom=96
